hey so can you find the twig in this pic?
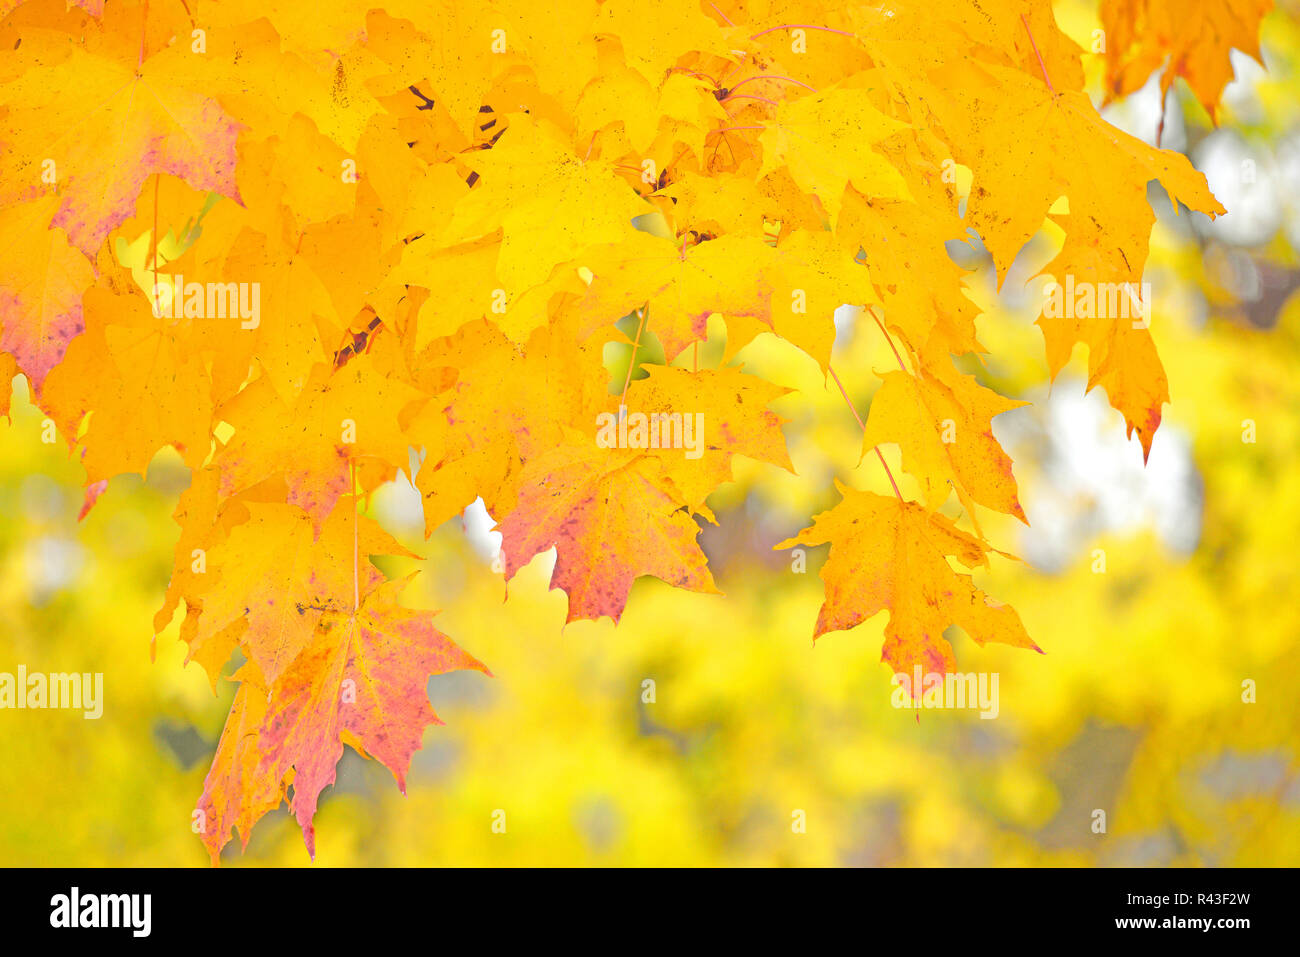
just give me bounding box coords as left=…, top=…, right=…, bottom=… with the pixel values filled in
left=828, top=365, right=904, bottom=501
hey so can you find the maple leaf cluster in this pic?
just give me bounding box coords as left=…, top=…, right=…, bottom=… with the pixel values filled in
left=1100, top=0, right=1273, bottom=123
left=0, top=0, right=1254, bottom=861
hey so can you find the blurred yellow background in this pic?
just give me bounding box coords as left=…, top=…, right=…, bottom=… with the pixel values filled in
left=2, top=1, right=1299, bottom=866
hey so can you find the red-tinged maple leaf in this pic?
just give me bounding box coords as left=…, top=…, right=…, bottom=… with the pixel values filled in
left=498, top=428, right=720, bottom=623
left=0, top=43, right=240, bottom=257
left=76, top=479, right=108, bottom=521
left=0, top=197, right=95, bottom=391
left=194, top=663, right=285, bottom=865
left=253, top=578, right=489, bottom=860
left=0, top=351, right=17, bottom=419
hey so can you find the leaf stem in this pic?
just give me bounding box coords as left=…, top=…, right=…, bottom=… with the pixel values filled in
left=1020, top=14, right=1055, bottom=93
left=677, top=68, right=721, bottom=87
left=728, top=74, right=817, bottom=94
left=828, top=364, right=904, bottom=501
left=721, top=93, right=779, bottom=107
left=1155, top=86, right=1168, bottom=148
left=868, top=307, right=908, bottom=372
left=137, top=0, right=148, bottom=71
left=351, top=459, right=359, bottom=612
left=151, top=176, right=159, bottom=312
left=620, top=307, right=649, bottom=408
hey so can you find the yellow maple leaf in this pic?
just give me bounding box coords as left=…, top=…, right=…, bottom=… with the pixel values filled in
left=778, top=482, right=1040, bottom=679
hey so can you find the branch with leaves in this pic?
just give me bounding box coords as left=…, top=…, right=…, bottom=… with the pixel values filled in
left=0, top=0, right=1264, bottom=861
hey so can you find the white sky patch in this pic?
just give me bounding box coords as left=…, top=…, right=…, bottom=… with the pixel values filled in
left=371, top=466, right=424, bottom=538
left=1195, top=130, right=1284, bottom=247
left=993, top=383, right=1203, bottom=572
left=462, top=496, right=502, bottom=563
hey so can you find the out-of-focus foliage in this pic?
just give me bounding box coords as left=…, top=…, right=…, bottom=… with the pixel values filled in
left=1, top=0, right=1299, bottom=866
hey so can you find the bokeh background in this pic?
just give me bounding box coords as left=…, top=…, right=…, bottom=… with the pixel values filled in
left=2, top=0, right=1299, bottom=866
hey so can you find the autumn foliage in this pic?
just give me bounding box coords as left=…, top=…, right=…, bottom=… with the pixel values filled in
left=0, top=0, right=1269, bottom=862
